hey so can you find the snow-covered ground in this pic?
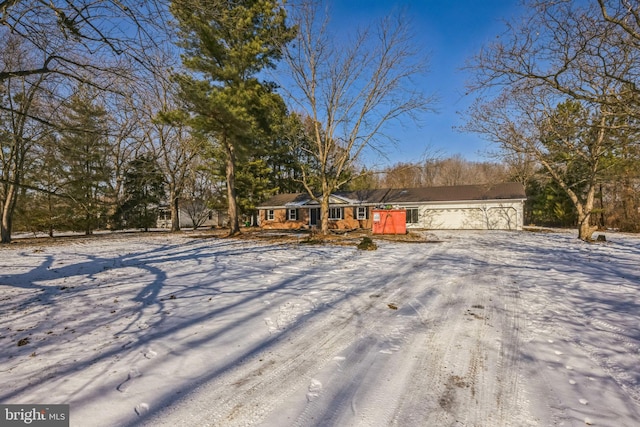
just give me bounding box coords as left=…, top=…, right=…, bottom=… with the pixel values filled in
left=1, top=230, right=639, bottom=426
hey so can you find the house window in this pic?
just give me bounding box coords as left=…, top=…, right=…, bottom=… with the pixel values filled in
left=329, top=207, right=344, bottom=220
left=267, top=209, right=274, bottom=221
left=287, top=209, right=298, bottom=221
left=356, top=206, right=368, bottom=220
left=159, top=208, right=171, bottom=220
left=406, top=208, right=419, bottom=224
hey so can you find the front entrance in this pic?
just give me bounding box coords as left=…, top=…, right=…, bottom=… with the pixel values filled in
left=309, top=208, right=321, bottom=227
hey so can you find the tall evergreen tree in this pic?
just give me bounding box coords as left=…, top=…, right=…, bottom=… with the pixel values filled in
left=266, top=113, right=311, bottom=194
left=57, top=88, right=111, bottom=235
left=115, top=155, right=165, bottom=231
left=14, top=134, right=66, bottom=237
left=169, top=0, right=295, bottom=235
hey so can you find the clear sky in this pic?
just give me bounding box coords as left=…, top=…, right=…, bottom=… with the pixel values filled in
left=327, top=0, right=523, bottom=167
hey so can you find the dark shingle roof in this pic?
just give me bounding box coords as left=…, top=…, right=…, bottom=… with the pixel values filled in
left=258, top=193, right=309, bottom=208
left=258, top=183, right=526, bottom=208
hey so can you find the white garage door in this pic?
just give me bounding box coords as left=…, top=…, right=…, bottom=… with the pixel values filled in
left=418, top=207, right=518, bottom=230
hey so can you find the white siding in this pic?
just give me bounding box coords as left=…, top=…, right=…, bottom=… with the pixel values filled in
left=401, top=201, right=524, bottom=231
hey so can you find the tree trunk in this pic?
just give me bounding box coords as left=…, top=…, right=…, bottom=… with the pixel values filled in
left=320, top=181, right=331, bottom=235
left=144, top=203, right=149, bottom=232
left=621, top=177, right=638, bottom=231
left=47, top=193, right=54, bottom=237
left=170, top=189, right=180, bottom=232
left=225, top=137, right=240, bottom=235
left=598, top=183, right=605, bottom=229
left=577, top=213, right=597, bottom=241
left=576, top=184, right=597, bottom=241
left=1, top=213, right=11, bottom=243
left=85, top=215, right=92, bottom=235
left=1, top=184, right=18, bottom=243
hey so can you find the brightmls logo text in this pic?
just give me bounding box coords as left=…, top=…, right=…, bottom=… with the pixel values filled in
left=1, top=405, right=69, bottom=427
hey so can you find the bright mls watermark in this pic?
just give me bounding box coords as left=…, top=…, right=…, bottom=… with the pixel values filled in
left=1, top=405, right=69, bottom=426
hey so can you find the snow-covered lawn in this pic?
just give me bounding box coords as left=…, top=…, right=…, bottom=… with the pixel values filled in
left=1, top=230, right=639, bottom=426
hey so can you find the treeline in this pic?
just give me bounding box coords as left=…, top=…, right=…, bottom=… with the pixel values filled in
left=3, top=77, right=312, bottom=238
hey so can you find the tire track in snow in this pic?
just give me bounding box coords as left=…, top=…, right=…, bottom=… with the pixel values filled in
left=481, top=237, right=532, bottom=427
left=285, top=282, right=429, bottom=427
left=141, top=242, right=442, bottom=427
left=389, top=232, right=531, bottom=427
left=240, top=246, right=442, bottom=427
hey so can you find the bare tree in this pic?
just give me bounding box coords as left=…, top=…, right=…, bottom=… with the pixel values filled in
left=466, top=86, right=620, bottom=241
left=465, top=0, right=638, bottom=241
left=143, top=73, right=203, bottom=232
left=181, top=167, right=220, bottom=229
left=0, top=0, right=171, bottom=85
left=381, top=162, right=425, bottom=188
left=433, top=155, right=469, bottom=186
left=379, top=155, right=508, bottom=189
left=0, top=35, right=55, bottom=243
left=597, top=0, right=640, bottom=112
left=598, top=0, right=640, bottom=41
left=102, top=84, right=148, bottom=227
left=282, top=0, right=435, bottom=234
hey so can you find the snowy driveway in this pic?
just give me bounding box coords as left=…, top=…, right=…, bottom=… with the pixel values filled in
left=1, top=230, right=639, bottom=426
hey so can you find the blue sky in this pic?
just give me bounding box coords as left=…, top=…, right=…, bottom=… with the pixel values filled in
left=328, top=1, right=523, bottom=166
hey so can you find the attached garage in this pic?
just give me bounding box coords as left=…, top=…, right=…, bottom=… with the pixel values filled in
left=413, top=202, right=522, bottom=230
left=374, top=184, right=526, bottom=231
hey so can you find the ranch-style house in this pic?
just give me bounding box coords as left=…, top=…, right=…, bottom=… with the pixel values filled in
left=257, top=182, right=526, bottom=231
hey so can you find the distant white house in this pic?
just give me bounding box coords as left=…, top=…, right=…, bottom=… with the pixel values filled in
left=157, top=205, right=228, bottom=229
left=257, top=183, right=526, bottom=231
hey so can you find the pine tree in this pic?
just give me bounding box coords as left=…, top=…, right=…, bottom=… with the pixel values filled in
left=169, top=0, right=295, bottom=235
left=56, top=88, right=112, bottom=235
left=15, top=134, right=66, bottom=237
left=116, top=155, right=165, bottom=231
